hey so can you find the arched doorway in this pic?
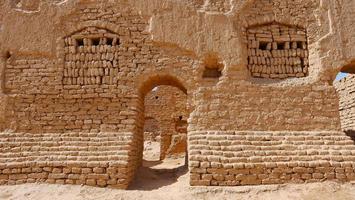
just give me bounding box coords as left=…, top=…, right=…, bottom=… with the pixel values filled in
left=334, top=64, right=355, bottom=136
left=333, top=61, right=355, bottom=83
left=144, top=86, right=188, bottom=161
left=129, top=74, right=189, bottom=190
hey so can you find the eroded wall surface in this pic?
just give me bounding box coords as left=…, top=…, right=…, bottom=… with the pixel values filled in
left=0, top=0, right=354, bottom=188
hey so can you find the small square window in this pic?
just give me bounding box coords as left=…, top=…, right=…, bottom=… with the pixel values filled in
left=297, top=42, right=304, bottom=49
left=259, top=42, right=268, bottom=50
left=76, top=38, right=84, bottom=46
left=202, top=68, right=222, bottom=79
left=92, top=38, right=100, bottom=46
left=277, top=42, right=284, bottom=50
left=107, top=38, right=114, bottom=46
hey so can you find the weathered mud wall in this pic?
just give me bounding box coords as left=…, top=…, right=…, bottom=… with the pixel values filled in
left=0, top=0, right=354, bottom=188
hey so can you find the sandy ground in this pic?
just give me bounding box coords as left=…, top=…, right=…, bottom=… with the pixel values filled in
left=2, top=142, right=355, bottom=200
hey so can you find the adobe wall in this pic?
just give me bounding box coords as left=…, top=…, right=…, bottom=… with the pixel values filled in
left=0, top=0, right=354, bottom=189
left=335, top=75, right=355, bottom=132
left=144, top=86, right=188, bottom=159
left=189, top=131, right=355, bottom=186
left=0, top=1, right=198, bottom=189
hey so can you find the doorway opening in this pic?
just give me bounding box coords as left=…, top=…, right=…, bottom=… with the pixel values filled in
left=334, top=64, right=355, bottom=138
left=129, top=75, right=189, bottom=190
left=143, top=85, right=188, bottom=167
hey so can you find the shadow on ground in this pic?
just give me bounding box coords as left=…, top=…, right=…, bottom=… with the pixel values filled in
left=128, top=159, right=188, bottom=191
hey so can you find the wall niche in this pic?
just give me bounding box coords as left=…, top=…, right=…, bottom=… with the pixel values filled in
left=202, top=53, right=224, bottom=85
left=247, top=23, right=309, bottom=79
left=63, top=27, right=121, bottom=86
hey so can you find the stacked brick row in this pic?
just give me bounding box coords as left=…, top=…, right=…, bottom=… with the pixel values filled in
left=0, top=132, right=135, bottom=189
left=190, top=84, right=340, bottom=131
left=247, top=24, right=309, bottom=79
left=4, top=59, right=59, bottom=95
left=189, top=131, right=355, bottom=186
left=63, top=27, right=121, bottom=85
left=335, top=75, right=355, bottom=132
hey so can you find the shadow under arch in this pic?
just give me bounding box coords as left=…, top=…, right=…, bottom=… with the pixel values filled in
left=339, top=60, right=355, bottom=74
left=333, top=61, right=355, bottom=137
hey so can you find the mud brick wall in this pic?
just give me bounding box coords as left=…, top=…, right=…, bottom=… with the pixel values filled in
left=2, top=7, right=195, bottom=134
left=144, top=86, right=188, bottom=159
left=0, top=0, right=353, bottom=190
left=63, top=27, right=121, bottom=86
left=0, top=5, right=197, bottom=189
left=190, top=83, right=341, bottom=131
left=0, top=132, right=136, bottom=189
left=247, top=24, right=308, bottom=79
left=189, top=131, right=355, bottom=186
left=335, top=75, right=355, bottom=132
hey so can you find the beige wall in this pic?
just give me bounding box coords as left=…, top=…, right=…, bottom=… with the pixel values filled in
left=0, top=0, right=353, bottom=188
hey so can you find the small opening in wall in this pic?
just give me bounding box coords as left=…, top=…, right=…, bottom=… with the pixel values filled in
left=259, top=42, right=268, bottom=50
left=107, top=38, right=114, bottom=46
left=155, top=96, right=159, bottom=99
left=179, top=116, right=183, bottom=120
left=297, top=42, right=303, bottom=49
left=4, top=51, right=11, bottom=59
left=76, top=38, right=84, bottom=46
left=202, top=68, right=222, bottom=79
left=92, top=38, right=100, bottom=46
left=277, top=42, right=284, bottom=50
left=132, top=84, right=188, bottom=190
left=202, top=54, right=224, bottom=80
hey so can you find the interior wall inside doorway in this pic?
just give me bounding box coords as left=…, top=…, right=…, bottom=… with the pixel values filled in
left=144, top=85, right=188, bottom=161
